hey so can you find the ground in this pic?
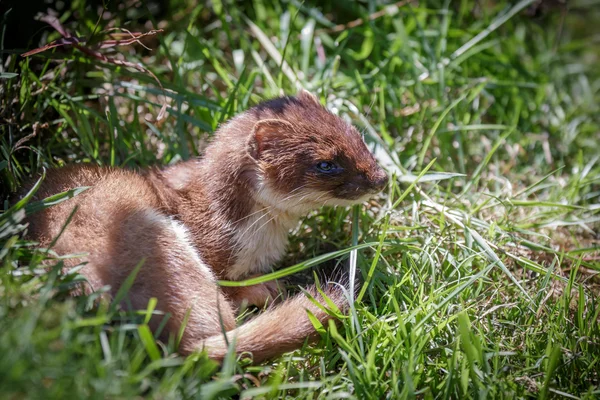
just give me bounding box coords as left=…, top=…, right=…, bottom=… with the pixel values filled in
left=1, top=0, right=599, bottom=398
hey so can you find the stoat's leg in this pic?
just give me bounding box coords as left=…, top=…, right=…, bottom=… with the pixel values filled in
left=221, top=278, right=286, bottom=310
left=99, top=209, right=236, bottom=350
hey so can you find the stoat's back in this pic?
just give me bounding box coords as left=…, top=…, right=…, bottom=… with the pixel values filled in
left=24, top=165, right=166, bottom=258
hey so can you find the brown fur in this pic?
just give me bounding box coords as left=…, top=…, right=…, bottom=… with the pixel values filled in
left=21, top=91, right=387, bottom=362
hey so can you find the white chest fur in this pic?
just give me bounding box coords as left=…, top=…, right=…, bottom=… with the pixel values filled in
left=227, top=207, right=297, bottom=280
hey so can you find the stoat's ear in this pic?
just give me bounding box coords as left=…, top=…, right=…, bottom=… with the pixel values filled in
left=248, top=119, right=294, bottom=160
left=297, top=89, right=321, bottom=106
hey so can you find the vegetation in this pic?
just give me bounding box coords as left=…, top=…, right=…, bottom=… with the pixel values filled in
left=1, top=0, right=599, bottom=398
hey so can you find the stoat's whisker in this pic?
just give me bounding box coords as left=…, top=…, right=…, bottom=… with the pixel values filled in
left=234, top=184, right=311, bottom=227
left=254, top=214, right=278, bottom=235
left=236, top=189, right=309, bottom=243
left=277, top=188, right=314, bottom=209
left=310, top=192, right=330, bottom=206
left=235, top=210, right=272, bottom=242
left=291, top=189, right=328, bottom=208
left=231, top=204, right=273, bottom=225
left=280, top=184, right=311, bottom=203
left=242, top=214, right=278, bottom=245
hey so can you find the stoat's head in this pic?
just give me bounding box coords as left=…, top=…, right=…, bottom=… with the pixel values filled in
left=247, top=91, right=387, bottom=214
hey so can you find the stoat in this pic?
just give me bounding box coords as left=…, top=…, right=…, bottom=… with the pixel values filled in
left=23, top=90, right=387, bottom=363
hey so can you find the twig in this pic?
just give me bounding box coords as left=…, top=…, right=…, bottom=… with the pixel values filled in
left=98, top=28, right=162, bottom=50
left=21, top=13, right=167, bottom=123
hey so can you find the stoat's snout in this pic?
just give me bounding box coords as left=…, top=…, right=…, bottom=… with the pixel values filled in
left=330, top=162, right=388, bottom=201
left=370, top=168, right=388, bottom=192
left=360, top=164, right=388, bottom=194
left=246, top=91, right=387, bottom=212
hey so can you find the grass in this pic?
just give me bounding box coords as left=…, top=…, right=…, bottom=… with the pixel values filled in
left=1, top=0, right=600, bottom=398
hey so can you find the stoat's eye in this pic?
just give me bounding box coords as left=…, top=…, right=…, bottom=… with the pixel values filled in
left=315, top=161, right=339, bottom=173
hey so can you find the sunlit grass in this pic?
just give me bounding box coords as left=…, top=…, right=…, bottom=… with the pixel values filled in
left=1, top=0, right=599, bottom=398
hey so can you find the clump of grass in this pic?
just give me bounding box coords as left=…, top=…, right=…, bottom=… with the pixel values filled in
left=1, top=0, right=599, bottom=398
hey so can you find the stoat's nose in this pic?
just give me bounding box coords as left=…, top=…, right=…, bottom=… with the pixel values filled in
left=370, top=168, right=388, bottom=192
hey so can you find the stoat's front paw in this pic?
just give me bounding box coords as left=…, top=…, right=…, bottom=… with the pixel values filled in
left=224, top=279, right=286, bottom=310
left=257, top=279, right=286, bottom=306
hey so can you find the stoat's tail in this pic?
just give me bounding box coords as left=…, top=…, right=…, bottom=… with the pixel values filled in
left=201, top=283, right=349, bottom=363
